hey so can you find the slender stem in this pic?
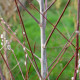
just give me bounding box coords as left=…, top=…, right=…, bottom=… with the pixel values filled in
left=17, top=0, right=40, bottom=24
left=0, top=23, right=41, bottom=79
left=74, top=0, right=80, bottom=79
left=14, top=0, right=41, bottom=79
left=15, top=1, right=41, bottom=77
left=40, top=0, right=47, bottom=79
left=44, top=0, right=56, bottom=14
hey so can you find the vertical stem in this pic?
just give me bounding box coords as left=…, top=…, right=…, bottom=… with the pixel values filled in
left=40, top=0, right=47, bottom=79
left=74, top=0, right=80, bottom=80
left=44, top=0, right=50, bottom=80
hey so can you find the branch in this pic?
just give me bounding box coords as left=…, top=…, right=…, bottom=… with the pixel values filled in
left=0, top=23, right=42, bottom=79
left=45, top=0, right=71, bottom=47
left=14, top=0, right=39, bottom=75
left=0, top=18, right=42, bottom=78
left=44, top=0, right=56, bottom=14
left=16, top=0, right=40, bottom=24
left=48, top=32, right=75, bottom=69
left=33, top=54, right=41, bottom=61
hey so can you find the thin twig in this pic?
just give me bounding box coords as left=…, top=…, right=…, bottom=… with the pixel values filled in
left=0, top=23, right=42, bottom=79
left=74, top=0, right=80, bottom=79
left=44, top=0, right=56, bottom=14
left=45, top=0, right=71, bottom=47
left=14, top=1, right=41, bottom=77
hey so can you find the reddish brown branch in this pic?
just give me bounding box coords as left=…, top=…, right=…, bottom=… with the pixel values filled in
left=74, top=0, right=80, bottom=79
left=28, top=3, right=75, bottom=48
left=16, top=0, right=40, bottom=24
left=14, top=0, right=41, bottom=78
left=45, top=0, right=71, bottom=47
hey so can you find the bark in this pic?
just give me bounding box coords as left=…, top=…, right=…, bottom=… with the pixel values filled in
left=40, top=0, right=47, bottom=79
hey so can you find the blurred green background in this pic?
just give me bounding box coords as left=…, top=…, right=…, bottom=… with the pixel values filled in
left=0, top=0, right=80, bottom=80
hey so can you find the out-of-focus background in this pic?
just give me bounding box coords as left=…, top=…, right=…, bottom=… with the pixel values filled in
left=0, top=0, right=79, bottom=80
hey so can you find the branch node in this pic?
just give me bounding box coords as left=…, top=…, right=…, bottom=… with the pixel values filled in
left=42, top=45, right=46, bottom=49
left=39, top=23, right=42, bottom=27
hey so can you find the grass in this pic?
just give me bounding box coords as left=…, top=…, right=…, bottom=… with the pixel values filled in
left=0, top=1, right=80, bottom=80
